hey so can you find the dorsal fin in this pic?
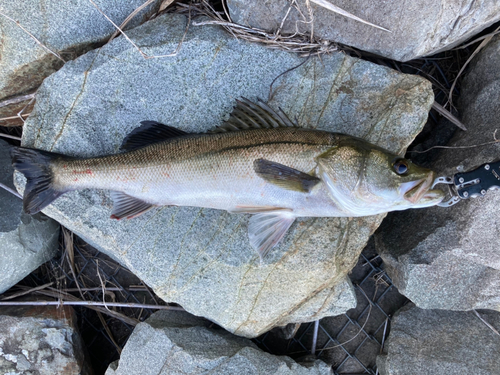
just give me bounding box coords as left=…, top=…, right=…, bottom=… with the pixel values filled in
left=211, top=97, right=298, bottom=133
left=120, top=121, right=189, bottom=151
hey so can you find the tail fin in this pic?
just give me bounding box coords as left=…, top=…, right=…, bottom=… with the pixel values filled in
left=10, top=147, right=65, bottom=214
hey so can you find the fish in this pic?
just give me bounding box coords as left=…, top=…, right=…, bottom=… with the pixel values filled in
left=11, top=98, right=445, bottom=258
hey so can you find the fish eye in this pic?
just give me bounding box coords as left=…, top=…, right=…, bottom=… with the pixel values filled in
left=393, top=159, right=408, bottom=175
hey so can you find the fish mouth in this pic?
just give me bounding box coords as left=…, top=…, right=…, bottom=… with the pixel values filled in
left=403, top=173, right=445, bottom=205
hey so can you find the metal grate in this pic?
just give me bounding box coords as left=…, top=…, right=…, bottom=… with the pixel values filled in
left=7, top=231, right=405, bottom=375
left=254, top=237, right=407, bottom=374
left=12, top=234, right=164, bottom=374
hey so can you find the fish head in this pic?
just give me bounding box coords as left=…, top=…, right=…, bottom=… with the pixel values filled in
left=317, top=137, right=445, bottom=216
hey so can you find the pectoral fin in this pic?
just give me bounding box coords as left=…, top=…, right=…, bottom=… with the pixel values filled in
left=248, top=212, right=296, bottom=259
left=110, top=191, right=155, bottom=219
left=254, top=158, right=320, bottom=193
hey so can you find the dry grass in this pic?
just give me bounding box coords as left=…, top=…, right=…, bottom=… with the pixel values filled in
left=175, top=0, right=340, bottom=57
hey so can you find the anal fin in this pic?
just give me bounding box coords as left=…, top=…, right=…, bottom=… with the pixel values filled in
left=110, top=191, right=155, bottom=220
left=248, top=212, right=296, bottom=259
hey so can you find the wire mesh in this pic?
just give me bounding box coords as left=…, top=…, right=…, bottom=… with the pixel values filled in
left=253, top=237, right=408, bottom=374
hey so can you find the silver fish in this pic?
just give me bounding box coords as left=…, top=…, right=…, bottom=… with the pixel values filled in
left=12, top=98, right=444, bottom=258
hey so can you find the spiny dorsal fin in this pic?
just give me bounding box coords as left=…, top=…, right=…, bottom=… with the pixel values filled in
left=109, top=191, right=155, bottom=219
left=254, top=158, right=320, bottom=193
left=211, top=97, right=297, bottom=133
left=120, top=121, right=189, bottom=151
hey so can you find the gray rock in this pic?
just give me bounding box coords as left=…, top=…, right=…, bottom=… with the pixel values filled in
left=0, top=305, right=91, bottom=375
left=377, top=304, right=500, bottom=375
left=375, top=34, right=500, bottom=311
left=16, top=13, right=433, bottom=337
left=227, top=0, right=500, bottom=62
left=0, top=0, right=161, bottom=100
left=106, top=310, right=332, bottom=375
left=0, top=139, right=59, bottom=294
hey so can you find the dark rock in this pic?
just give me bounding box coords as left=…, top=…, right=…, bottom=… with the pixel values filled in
left=375, top=34, right=500, bottom=311
left=0, top=139, right=59, bottom=294
left=227, top=0, right=500, bottom=62
left=377, top=304, right=500, bottom=375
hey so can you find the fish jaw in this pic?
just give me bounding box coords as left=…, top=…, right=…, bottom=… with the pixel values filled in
left=401, top=172, right=445, bottom=207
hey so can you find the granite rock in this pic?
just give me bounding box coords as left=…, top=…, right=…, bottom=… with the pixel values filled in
left=0, top=139, right=59, bottom=294
left=106, top=310, right=332, bottom=375
left=0, top=305, right=90, bottom=375
left=375, top=34, right=500, bottom=311
left=16, top=13, right=433, bottom=337
left=377, top=304, right=500, bottom=375
left=227, top=0, right=500, bottom=62
left=0, top=0, right=161, bottom=100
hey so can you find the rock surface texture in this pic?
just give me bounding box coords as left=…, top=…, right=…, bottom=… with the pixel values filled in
left=0, top=0, right=161, bottom=100
left=0, top=139, right=59, bottom=294
left=375, top=34, right=500, bottom=311
left=0, top=305, right=90, bottom=375
left=106, top=310, right=332, bottom=375
left=17, top=14, right=433, bottom=337
left=227, top=0, right=500, bottom=62
left=377, top=304, right=500, bottom=375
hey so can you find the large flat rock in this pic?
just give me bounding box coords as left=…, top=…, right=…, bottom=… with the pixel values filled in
left=375, top=34, right=500, bottom=311
left=17, top=13, right=433, bottom=337
left=0, top=0, right=161, bottom=100
left=377, top=304, right=500, bottom=375
left=227, top=0, right=500, bottom=62
left=0, top=140, right=59, bottom=294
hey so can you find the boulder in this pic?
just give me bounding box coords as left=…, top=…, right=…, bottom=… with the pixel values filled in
left=377, top=304, right=500, bottom=375
left=0, top=0, right=161, bottom=101
left=227, top=0, right=500, bottom=62
left=0, top=304, right=91, bottom=375
left=16, top=13, right=434, bottom=337
left=105, top=310, right=332, bottom=375
left=0, top=139, right=59, bottom=294
left=375, top=34, right=500, bottom=311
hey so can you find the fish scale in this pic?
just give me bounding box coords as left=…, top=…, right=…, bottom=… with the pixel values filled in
left=52, top=128, right=340, bottom=215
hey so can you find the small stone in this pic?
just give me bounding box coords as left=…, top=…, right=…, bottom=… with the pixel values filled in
left=0, top=305, right=91, bottom=375
left=106, top=310, right=332, bottom=375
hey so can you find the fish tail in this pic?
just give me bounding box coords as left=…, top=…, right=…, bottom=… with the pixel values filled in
left=11, top=147, right=66, bottom=214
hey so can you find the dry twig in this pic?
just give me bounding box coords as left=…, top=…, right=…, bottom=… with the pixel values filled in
left=0, top=133, right=21, bottom=141
left=89, top=0, right=190, bottom=58
left=0, top=114, right=30, bottom=122
left=109, top=0, right=158, bottom=42
left=0, top=11, right=65, bottom=62
left=0, top=182, right=22, bottom=199
left=409, top=130, right=500, bottom=154
left=310, top=0, right=390, bottom=32
left=0, top=93, right=36, bottom=109
left=473, top=310, right=500, bottom=337
left=449, top=24, right=500, bottom=106
left=187, top=2, right=338, bottom=57
left=432, top=101, right=467, bottom=131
